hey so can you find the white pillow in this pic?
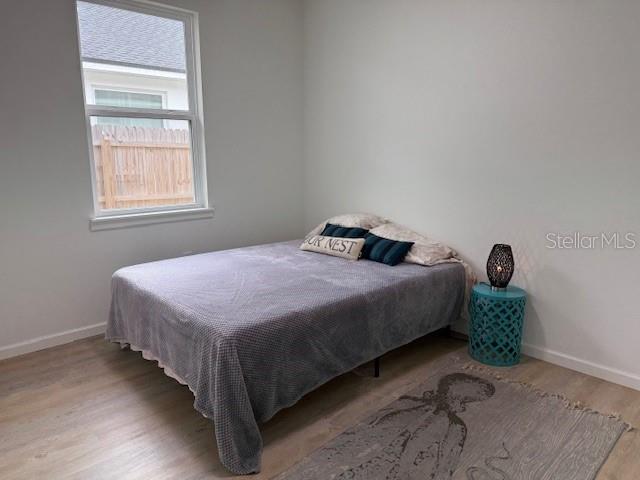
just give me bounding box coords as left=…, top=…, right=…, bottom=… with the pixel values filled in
left=300, top=235, right=365, bottom=260
left=305, top=213, right=389, bottom=239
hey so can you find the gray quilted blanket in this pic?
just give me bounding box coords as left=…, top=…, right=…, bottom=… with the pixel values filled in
left=106, top=240, right=465, bottom=474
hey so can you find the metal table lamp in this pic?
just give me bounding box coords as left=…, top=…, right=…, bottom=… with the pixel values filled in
left=486, top=244, right=514, bottom=291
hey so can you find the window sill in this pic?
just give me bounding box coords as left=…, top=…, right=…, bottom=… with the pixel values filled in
left=90, top=207, right=214, bottom=231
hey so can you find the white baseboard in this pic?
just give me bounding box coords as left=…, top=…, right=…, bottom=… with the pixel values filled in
left=522, top=342, right=640, bottom=392
left=0, top=322, right=107, bottom=361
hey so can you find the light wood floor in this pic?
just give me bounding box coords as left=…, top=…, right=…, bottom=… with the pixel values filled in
left=0, top=334, right=638, bottom=480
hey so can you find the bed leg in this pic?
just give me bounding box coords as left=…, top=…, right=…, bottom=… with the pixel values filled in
left=374, top=357, right=380, bottom=378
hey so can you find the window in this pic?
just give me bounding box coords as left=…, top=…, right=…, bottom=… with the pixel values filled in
left=94, top=90, right=164, bottom=110
left=75, top=0, right=209, bottom=228
left=94, top=90, right=164, bottom=128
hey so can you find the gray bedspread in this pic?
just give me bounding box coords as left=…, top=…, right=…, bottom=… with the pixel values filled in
left=106, top=240, right=465, bottom=474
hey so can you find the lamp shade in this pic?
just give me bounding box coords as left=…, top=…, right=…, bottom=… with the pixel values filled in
left=486, top=244, right=514, bottom=289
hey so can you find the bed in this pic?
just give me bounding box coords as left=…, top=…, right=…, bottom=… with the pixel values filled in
left=106, top=240, right=466, bottom=474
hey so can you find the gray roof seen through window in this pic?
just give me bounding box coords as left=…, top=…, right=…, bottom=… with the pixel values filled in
left=77, top=1, right=186, bottom=73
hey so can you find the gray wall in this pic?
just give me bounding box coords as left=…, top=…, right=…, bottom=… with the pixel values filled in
left=304, top=1, right=640, bottom=387
left=0, top=0, right=304, bottom=352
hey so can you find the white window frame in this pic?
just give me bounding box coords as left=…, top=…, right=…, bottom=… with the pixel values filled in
left=75, top=0, right=211, bottom=230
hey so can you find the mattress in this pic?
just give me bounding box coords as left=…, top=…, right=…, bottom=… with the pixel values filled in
left=106, top=240, right=466, bottom=474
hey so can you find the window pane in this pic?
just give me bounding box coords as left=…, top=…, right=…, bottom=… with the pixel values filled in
left=77, top=1, right=189, bottom=110
left=90, top=117, right=195, bottom=210
left=95, top=90, right=163, bottom=109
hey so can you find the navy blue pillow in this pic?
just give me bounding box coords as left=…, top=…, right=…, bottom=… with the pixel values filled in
left=320, top=223, right=369, bottom=238
left=362, top=233, right=414, bottom=266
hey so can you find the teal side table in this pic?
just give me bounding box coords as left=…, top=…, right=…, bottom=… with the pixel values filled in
left=469, top=283, right=527, bottom=366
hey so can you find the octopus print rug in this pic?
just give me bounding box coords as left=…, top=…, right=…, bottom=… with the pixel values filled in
left=277, top=352, right=630, bottom=480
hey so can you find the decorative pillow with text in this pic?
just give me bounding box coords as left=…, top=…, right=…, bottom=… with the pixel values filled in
left=300, top=235, right=365, bottom=260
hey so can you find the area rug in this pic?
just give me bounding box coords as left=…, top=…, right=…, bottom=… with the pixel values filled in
left=277, top=351, right=629, bottom=480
